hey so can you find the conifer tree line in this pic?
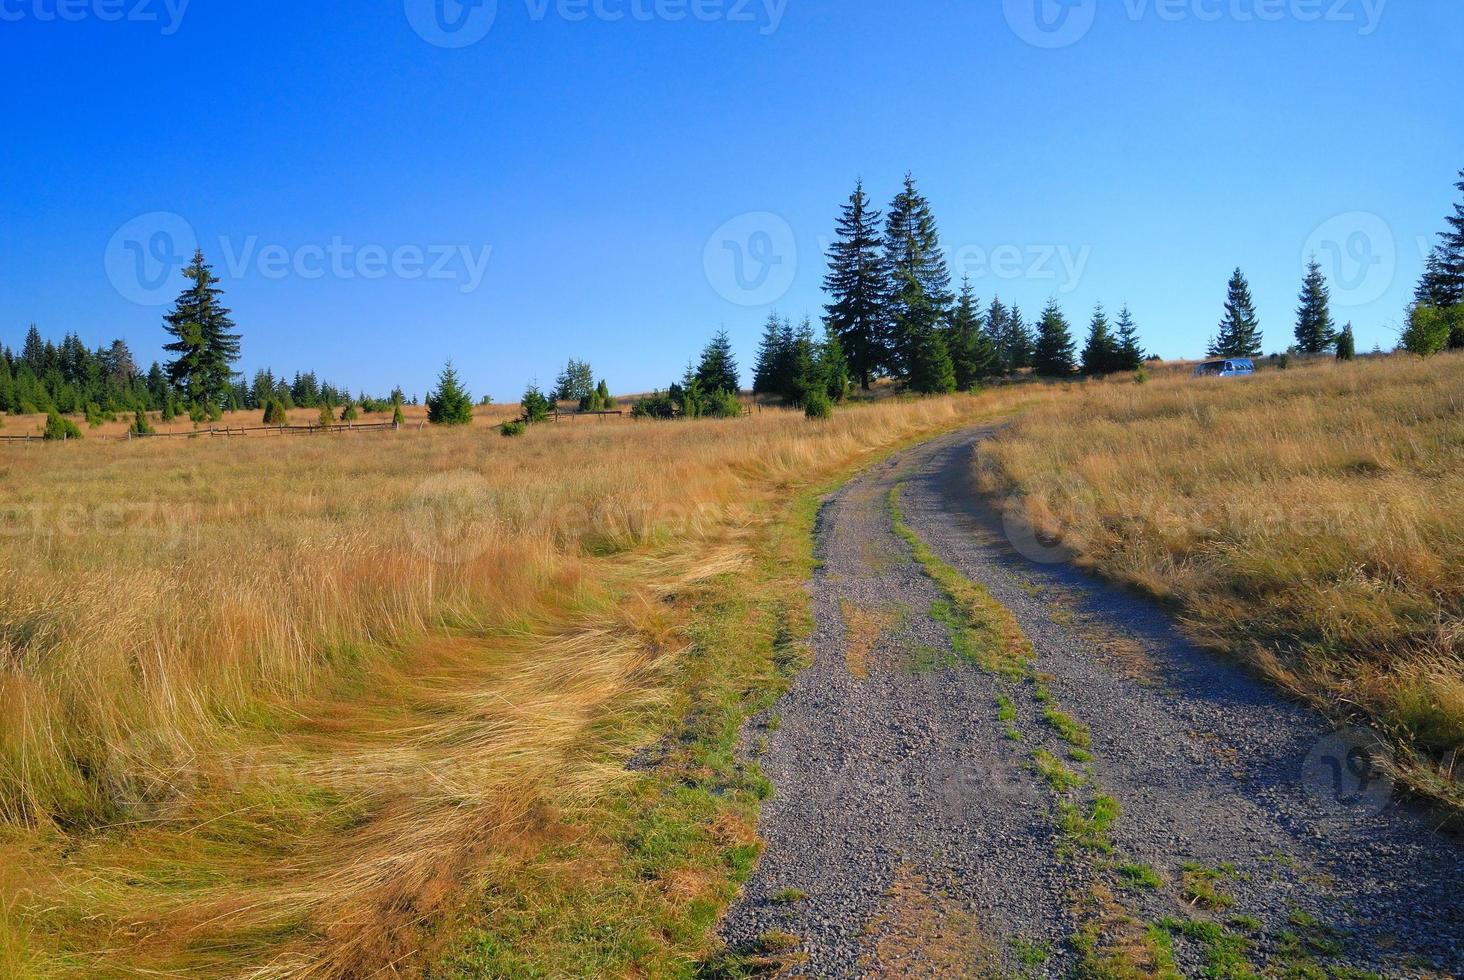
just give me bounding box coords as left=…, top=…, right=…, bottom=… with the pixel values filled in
left=2, top=250, right=409, bottom=424
left=1209, top=168, right=1464, bottom=361
left=820, top=173, right=1148, bottom=388
left=1404, top=167, right=1464, bottom=356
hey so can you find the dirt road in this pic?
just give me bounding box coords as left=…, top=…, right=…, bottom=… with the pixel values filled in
left=718, top=428, right=1461, bottom=978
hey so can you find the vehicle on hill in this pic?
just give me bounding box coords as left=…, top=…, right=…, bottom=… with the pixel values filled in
left=1193, top=358, right=1255, bottom=377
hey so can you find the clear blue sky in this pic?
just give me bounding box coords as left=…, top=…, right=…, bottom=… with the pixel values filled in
left=2, top=1, right=1460, bottom=399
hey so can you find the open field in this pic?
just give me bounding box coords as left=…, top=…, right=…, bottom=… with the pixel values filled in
left=980, top=352, right=1464, bottom=806
left=0, top=391, right=1017, bottom=978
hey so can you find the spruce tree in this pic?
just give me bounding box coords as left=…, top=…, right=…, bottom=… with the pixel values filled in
left=907, top=326, right=957, bottom=395
left=521, top=382, right=553, bottom=423
left=426, top=360, right=474, bottom=425
left=0, top=354, right=12, bottom=414
left=1114, top=304, right=1145, bottom=371
left=946, top=279, right=999, bottom=389
left=1416, top=248, right=1446, bottom=308
left=985, top=297, right=1010, bottom=373
left=1335, top=323, right=1356, bottom=361
left=786, top=317, right=818, bottom=407
left=823, top=180, right=890, bottom=389
left=884, top=173, right=952, bottom=375
left=1032, top=299, right=1077, bottom=377
left=130, top=407, right=154, bottom=436
left=1294, top=258, right=1336, bottom=354
left=1209, top=268, right=1264, bottom=358
left=818, top=324, right=851, bottom=402
left=753, top=313, right=792, bottom=398
left=1080, top=304, right=1120, bottom=375
left=695, top=329, right=740, bottom=394
left=392, top=402, right=406, bottom=427
left=162, top=250, right=240, bottom=407
left=1005, top=305, right=1034, bottom=371
left=1431, top=168, right=1464, bottom=305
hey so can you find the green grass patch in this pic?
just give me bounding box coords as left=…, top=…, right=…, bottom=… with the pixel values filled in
left=1058, top=795, right=1119, bottom=854
left=1115, top=863, right=1163, bottom=890
left=1042, top=705, right=1093, bottom=749
left=889, top=485, right=1033, bottom=680
left=771, top=888, right=806, bottom=905
left=1181, top=863, right=1235, bottom=911
left=1033, top=749, right=1084, bottom=793
left=1157, top=917, right=1257, bottom=979
left=1010, top=936, right=1051, bottom=969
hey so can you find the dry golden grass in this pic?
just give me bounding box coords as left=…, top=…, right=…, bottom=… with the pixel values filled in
left=0, top=392, right=1015, bottom=978
left=980, top=353, right=1464, bottom=804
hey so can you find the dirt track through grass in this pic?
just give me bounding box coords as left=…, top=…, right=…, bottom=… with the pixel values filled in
left=718, top=427, right=1463, bottom=978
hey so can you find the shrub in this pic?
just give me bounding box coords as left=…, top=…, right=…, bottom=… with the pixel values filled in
left=130, top=408, right=154, bottom=436
left=521, top=384, right=553, bottom=424
left=391, top=403, right=405, bottom=427
left=631, top=391, right=676, bottom=419
left=705, top=389, right=744, bottom=419
left=264, top=400, right=289, bottom=425
left=804, top=390, right=832, bottom=419
left=317, top=402, right=334, bottom=427
left=500, top=420, right=526, bottom=437
left=1135, top=363, right=1150, bottom=385
left=188, top=402, right=206, bottom=425
left=340, top=402, right=359, bottom=423
left=1402, top=305, right=1457, bottom=357
left=43, top=411, right=81, bottom=441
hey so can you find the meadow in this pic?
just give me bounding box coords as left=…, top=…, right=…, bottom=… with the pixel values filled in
left=981, top=352, right=1464, bottom=806
left=0, top=392, right=1010, bottom=978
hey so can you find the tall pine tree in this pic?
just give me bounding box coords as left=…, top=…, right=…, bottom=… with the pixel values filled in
left=1114, top=304, right=1145, bottom=371
left=1081, top=303, right=1120, bottom=375
left=1294, top=258, right=1336, bottom=354
left=753, top=313, right=792, bottom=398
left=945, top=279, right=999, bottom=389
left=1032, top=299, right=1077, bottom=377
left=884, top=173, right=952, bottom=376
left=1209, top=268, right=1263, bottom=358
left=823, top=180, right=890, bottom=389
left=163, top=250, right=240, bottom=407
left=696, top=329, right=741, bottom=394
left=1432, top=168, right=1464, bottom=305
left=426, top=360, right=474, bottom=425
left=1005, top=304, right=1035, bottom=372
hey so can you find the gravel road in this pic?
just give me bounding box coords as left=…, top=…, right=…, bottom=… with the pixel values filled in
left=717, top=427, right=1462, bottom=978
